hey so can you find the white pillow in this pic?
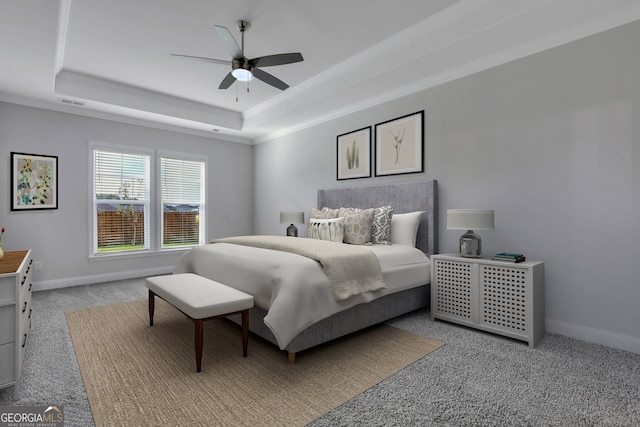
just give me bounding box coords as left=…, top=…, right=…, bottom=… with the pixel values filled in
left=308, top=217, right=345, bottom=243
left=391, top=211, right=424, bottom=247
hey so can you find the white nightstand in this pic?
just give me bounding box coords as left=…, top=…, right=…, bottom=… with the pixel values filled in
left=431, top=253, right=545, bottom=347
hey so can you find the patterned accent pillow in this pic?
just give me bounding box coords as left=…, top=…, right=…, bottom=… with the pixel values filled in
left=307, top=207, right=339, bottom=237
left=307, top=217, right=345, bottom=243
left=371, top=206, right=394, bottom=245
left=338, top=207, right=375, bottom=245
left=309, top=207, right=339, bottom=219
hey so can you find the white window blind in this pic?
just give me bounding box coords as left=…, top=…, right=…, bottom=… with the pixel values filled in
left=93, top=149, right=151, bottom=254
left=161, top=156, right=205, bottom=248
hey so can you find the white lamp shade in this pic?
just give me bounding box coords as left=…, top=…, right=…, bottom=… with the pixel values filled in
left=447, top=209, right=494, bottom=230
left=280, top=211, right=304, bottom=224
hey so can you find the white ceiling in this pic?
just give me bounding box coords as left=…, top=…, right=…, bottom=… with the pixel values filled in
left=1, top=0, right=640, bottom=144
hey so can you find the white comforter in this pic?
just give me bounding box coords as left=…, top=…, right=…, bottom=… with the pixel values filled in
left=212, top=235, right=386, bottom=300
left=174, top=240, right=430, bottom=349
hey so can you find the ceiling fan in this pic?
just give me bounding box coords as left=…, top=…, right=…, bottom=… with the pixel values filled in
left=171, top=20, right=303, bottom=91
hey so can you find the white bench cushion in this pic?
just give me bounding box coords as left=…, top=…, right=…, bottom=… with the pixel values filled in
left=145, top=273, right=254, bottom=319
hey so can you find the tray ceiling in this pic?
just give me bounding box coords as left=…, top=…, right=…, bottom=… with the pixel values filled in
left=1, top=0, right=639, bottom=143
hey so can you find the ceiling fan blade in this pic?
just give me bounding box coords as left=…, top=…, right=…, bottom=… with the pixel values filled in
left=214, top=25, right=242, bottom=59
left=250, top=53, right=303, bottom=68
left=171, top=53, right=231, bottom=66
left=252, top=68, right=289, bottom=90
left=218, top=72, right=237, bottom=89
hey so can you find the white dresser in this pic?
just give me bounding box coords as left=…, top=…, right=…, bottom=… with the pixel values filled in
left=0, top=250, right=33, bottom=398
left=431, top=253, right=545, bottom=348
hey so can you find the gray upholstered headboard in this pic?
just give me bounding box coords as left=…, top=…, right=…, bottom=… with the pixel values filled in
left=317, top=179, right=438, bottom=255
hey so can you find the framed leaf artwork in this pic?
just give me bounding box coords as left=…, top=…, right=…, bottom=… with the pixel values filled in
left=374, top=111, right=424, bottom=176
left=336, top=126, right=371, bottom=180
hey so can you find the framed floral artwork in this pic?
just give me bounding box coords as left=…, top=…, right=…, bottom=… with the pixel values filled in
left=336, top=126, right=371, bottom=180
left=11, top=152, right=58, bottom=210
left=374, top=110, right=424, bottom=176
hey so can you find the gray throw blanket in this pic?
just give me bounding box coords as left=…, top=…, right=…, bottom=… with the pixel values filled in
left=212, top=235, right=386, bottom=301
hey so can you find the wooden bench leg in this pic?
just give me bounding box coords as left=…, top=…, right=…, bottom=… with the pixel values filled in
left=195, top=319, right=204, bottom=372
left=148, top=290, right=155, bottom=326
left=241, top=309, right=250, bottom=357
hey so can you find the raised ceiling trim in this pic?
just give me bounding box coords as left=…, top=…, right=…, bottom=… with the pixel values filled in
left=54, top=69, right=244, bottom=131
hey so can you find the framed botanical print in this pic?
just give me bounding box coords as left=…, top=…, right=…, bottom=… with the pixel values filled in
left=11, top=152, right=58, bottom=210
left=336, top=126, right=371, bottom=180
left=374, top=111, right=424, bottom=176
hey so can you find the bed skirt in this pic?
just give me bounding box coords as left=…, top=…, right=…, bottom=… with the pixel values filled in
left=230, top=284, right=429, bottom=354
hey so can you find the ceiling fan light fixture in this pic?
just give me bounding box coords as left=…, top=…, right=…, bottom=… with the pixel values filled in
left=231, top=68, right=253, bottom=81
left=172, top=19, right=303, bottom=91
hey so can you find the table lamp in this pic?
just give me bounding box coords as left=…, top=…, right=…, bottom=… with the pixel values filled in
left=447, top=209, right=494, bottom=257
left=280, top=211, right=304, bottom=237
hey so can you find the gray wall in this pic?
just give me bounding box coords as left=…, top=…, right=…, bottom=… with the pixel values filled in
left=0, top=103, right=254, bottom=289
left=254, top=22, right=640, bottom=353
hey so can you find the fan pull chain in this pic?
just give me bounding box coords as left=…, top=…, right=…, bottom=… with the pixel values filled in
left=236, top=82, right=239, bottom=102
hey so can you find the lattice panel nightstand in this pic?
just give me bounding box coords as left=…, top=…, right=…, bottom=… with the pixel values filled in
left=433, top=258, right=472, bottom=320
left=431, top=254, right=545, bottom=347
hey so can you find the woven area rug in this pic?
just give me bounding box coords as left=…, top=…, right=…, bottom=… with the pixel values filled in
left=66, top=299, right=443, bottom=426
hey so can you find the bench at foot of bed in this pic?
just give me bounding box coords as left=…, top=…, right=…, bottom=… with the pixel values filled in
left=145, top=273, right=254, bottom=372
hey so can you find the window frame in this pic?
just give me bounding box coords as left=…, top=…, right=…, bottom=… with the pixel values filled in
left=89, top=143, right=207, bottom=259
left=157, top=150, right=207, bottom=251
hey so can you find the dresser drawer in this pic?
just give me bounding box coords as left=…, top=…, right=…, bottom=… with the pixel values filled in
left=0, top=305, right=16, bottom=345
left=18, top=332, right=27, bottom=378
left=0, top=277, right=16, bottom=303
left=20, top=277, right=32, bottom=302
left=19, top=301, right=31, bottom=337
left=19, top=257, right=32, bottom=283
left=20, top=275, right=32, bottom=301
left=0, top=342, right=16, bottom=386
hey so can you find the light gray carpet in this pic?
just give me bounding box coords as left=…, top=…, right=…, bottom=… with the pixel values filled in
left=0, top=279, right=147, bottom=426
left=1, top=278, right=639, bottom=426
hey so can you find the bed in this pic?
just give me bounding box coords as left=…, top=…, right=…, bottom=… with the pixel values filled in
left=174, top=179, right=438, bottom=362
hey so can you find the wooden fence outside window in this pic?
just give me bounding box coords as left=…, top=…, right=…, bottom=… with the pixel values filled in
left=97, top=211, right=199, bottom=249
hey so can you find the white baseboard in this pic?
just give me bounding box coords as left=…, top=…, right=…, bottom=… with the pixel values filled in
left=32, top=266, right=174, bottom=292
left=546, top=318, right=640, bottom=355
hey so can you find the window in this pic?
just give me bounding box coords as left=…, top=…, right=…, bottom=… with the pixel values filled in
left=91, top=145, right=206, bottom=256
left=93, top=149, right=151, bottom=254
left=160, top=156, right=206, bottom=248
